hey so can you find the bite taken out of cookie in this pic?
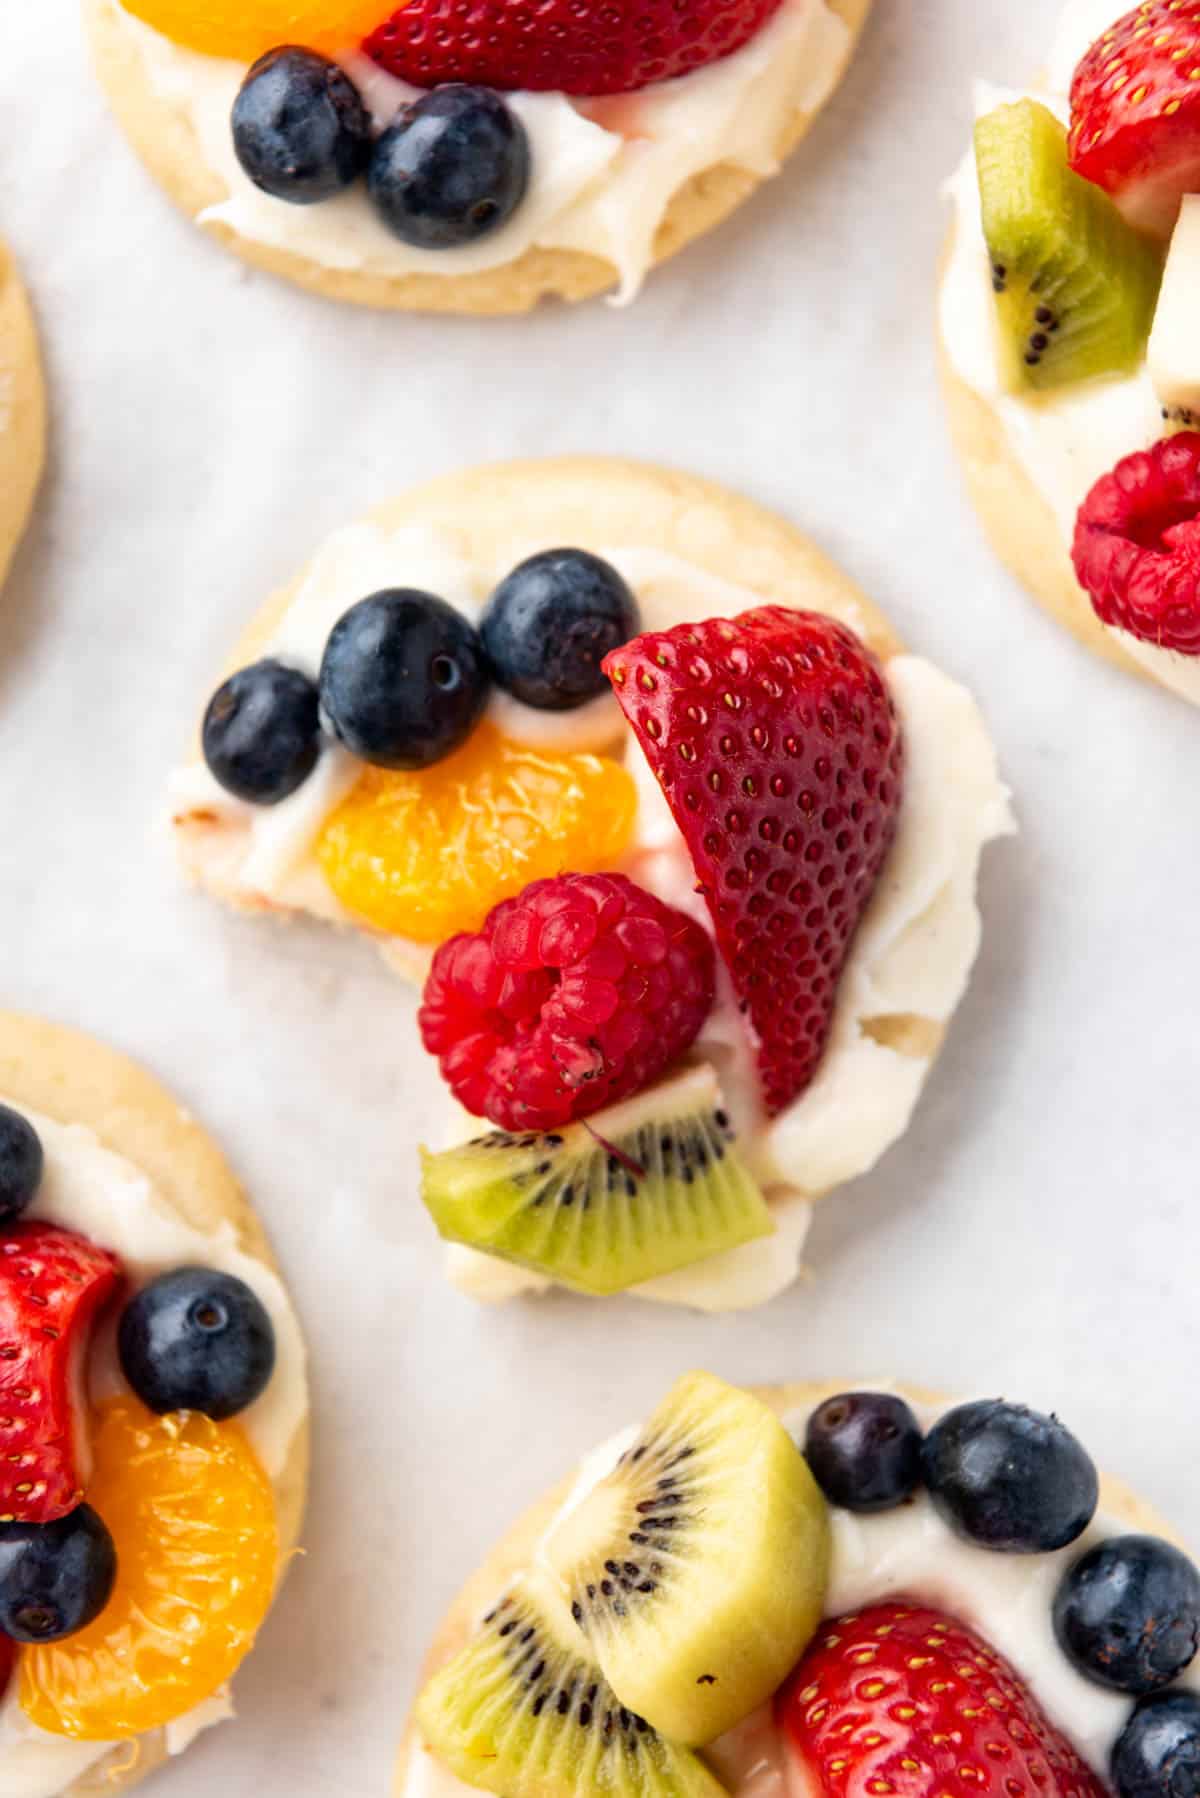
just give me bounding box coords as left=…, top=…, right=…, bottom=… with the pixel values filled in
left=84, top=0, right=870, bottom=312
left=0, top=1013, right=308, bottom=1797
left=939, top=0, right=1200, bottom=701
left=397, top=1373, right=1200, bottom=1798
left=168, top=457, right=1013, bottom=1314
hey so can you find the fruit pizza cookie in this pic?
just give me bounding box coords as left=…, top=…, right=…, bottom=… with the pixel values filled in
left=0, top=243, right=44, bottom=592
left=941, top=0, right=1200, bottom=700
left=397, top=1372, right=1200, bottom=1798
left=85, top=0, right=871, bottom=311
left=169, top=459, right=1012, bottom=1312
left=0, top=1013, right=307, bottom=1795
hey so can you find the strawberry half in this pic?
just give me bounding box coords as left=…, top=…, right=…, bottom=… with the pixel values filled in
left=778, top=1603, right=1109, bottom=1798
left=0, top=1223, right=122, bottom=1523
left=1072, top=431, right=1200, bottom=654
left=604, top=608, right=903, bottom=1117
left=1068, top=1, right=1200, bottom=238
left=364, top=0, right=785, bottom=96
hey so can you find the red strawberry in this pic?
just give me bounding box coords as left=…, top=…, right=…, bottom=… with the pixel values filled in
left=0, top=1223, right=122, bottom=1523
left=778, top=1603, right=1109, bottom=1798
left=1072, top=431, right=1200, bottom=654
left=1068, top=1, right=1200, bottom=237
left=604, top=608, right=902, bottom=1117
left=363, top=0, right=785, bottom=96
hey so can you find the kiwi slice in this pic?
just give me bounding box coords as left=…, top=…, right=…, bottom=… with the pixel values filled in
left=543, top=1372, right=830, bottom=1745
left=419, top=1065, right=774, bottom=1297
left=417, top=1567, right=727, bottom=1798
left=974, top=99, right=1162, bottom=392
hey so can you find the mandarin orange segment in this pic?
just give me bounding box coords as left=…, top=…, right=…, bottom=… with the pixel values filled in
left=121, top=0, right=390, bottom=62
left=316, top=723, right=638, bottom=944
left=20, top=1398, right=277, bottom=1742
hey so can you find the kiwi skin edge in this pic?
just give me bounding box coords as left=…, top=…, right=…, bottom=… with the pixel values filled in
left=394, top=1379, right=1183, bottom=1793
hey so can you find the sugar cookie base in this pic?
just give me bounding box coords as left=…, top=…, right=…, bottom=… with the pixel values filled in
left=0, top=1012, right=309, bottom=1797
left=84, top=0, right=871, bottom=313
left=393, top=1378, right=1182, bottom=1795
left=0, top=244, right=45, bottom=591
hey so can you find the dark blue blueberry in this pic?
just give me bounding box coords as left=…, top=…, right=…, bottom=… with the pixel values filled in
left=921, top=1399, right=1098, bottom=1553
left=0, top=1104, right=42, bottom=1222
left=1114, top=1692, right=1200, bottom=1798
left=232, top=47, right=371, bottom=204
left=1054, top=1535, right=1200, bottom=1695
left=202, top=659, right=321, bottom=805
left=0, top=1505, right=116, bottom=1643
left=367, top=85, right=530, bottom=249
left=480, top=550, right=640, bottom=711
left=319, top=589, right=489, bottom=769
left=118, top=1268, right=276, bottom=1421
left=803, top=1391, right=923, bottom=1514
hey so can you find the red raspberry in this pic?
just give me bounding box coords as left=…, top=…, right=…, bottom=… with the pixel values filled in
left=605, top=607, right=903, bottom=1117
left=1072, top=432, right=1200, bottom=655
left=363, top=0, right=784, bottom=97
left=418, top=873, right=716, bottom=1132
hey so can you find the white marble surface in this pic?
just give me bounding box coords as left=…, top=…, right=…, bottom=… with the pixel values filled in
left=1, top=2, right=1197, bottom=1793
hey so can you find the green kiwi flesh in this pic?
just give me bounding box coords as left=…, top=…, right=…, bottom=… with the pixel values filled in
left=974, top=99, right=1162, bottom=392
left=544, top=1372, right=830, bottom=1745
left=416, top=1567, right=728, bottom=1798
left=419, top=1065, right=774, bottom=1296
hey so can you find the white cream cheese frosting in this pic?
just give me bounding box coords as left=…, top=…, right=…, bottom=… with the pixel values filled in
left=169, top=520, right=1012, bottom=1312
left=0, top=1100, right=307, bottom=1798
left=939, top=2, right=1200, bottom=696
left=403, top=1396, right=1200, bottom=1798
left=109, top=0, right=849, bottom=303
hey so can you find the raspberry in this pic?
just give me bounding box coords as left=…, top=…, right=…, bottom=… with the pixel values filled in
left=418, top=873, right=715, bottom=1131
left=1072, top=432, right=1200, bottom=655
left=364, top=0, right=785, bottom=97
left=605, top=608, right=903, bottom=1117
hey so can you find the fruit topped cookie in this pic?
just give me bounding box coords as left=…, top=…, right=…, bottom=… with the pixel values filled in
left=0, top=1013, right=307, bottom=1796
left=397, top=1373, right=1200, bottom=1798
left=169, top=458, right=1012, bottom=1311
left=85, top=0, right=870, bottom=310
left=940, top=0, right=1200, bottom=701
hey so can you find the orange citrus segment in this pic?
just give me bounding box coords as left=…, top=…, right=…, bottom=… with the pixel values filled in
left=120, top=0, right=390, bottom=62
left=20, top=1398, right=278, bottom=1741
left=317, top=722, right=638, bottom=944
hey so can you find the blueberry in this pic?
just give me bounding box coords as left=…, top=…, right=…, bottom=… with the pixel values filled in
left=0, top=1104, right=42, bottom=1221
left=0, top=1505, right=116, bottom=1643
left=1054, top=1535, right=1200, bottom=1695
left=368, top=85, right=530, bottom=249
left=921, top=1399, right=1098, bottom=1553
left=118, top=1268, right=276, bottom=1421
left=480, top=550, right=640, bottom=711
left=232, top=47, right=371, bottom=204
left=319, top=589, right=489, bottom=770
left=803, top=1391, right=923, bottom=1514
left=202, top=659, right=321, bottom=805
left=1114, top=1692, right=1200, bottom=1798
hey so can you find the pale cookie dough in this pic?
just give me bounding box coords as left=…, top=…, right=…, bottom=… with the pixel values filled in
left=0, top=1012, right=309, bottom=1798
left=394, top=1380, right=1184, bottom=1797
left=83, top=0, right=871, bottom=313
left=937, top=234, right=1150, bottom=685
left=0, top=245, right=45, bottom=592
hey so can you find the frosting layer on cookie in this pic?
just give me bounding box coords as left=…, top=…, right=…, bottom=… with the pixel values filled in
left=109, top=0, right=848, bottom=301
left=0, top=1102, right=306, bottom=1798
left=170, top=524, right=1012, bottom=1312
left=939, top=3, right=1200, bottom=696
